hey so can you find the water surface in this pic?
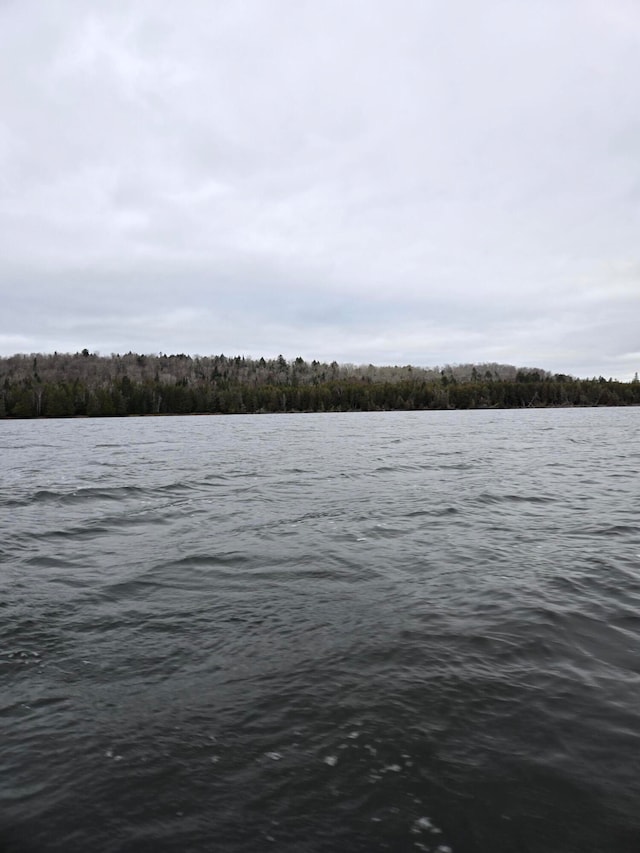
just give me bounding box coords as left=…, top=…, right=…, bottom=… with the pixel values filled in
left=1, top=409, right=639, bottom=852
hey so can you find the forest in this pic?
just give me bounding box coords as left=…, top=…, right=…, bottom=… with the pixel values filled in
left=1, top=351, right=639, bottom=418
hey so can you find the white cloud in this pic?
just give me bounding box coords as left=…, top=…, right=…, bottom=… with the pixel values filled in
left=1, top=0, right=639, bottom=378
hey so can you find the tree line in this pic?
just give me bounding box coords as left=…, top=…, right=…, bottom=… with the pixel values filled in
left=1, top=351, right=639, bottom=418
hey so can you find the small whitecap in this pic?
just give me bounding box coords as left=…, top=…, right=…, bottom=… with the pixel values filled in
left=347, top=731, right=360, bottom=739
left=210, top=755, right=220, bottom=763
left=114, top=755, right=123, bottom=761
left=323, top=755, right=338, bottom=766
left=265, top=752, right=282, bottom=761
left=436, top=846, right=452, bottom=853
left=105, top=749, right=113, bottom=758
left=384, top=764, right=402, bottom=772
left=415, top=817, right=433, bottom=830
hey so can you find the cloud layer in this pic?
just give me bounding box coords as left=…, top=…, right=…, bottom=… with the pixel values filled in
left=1, top=0, right=639, bottom=377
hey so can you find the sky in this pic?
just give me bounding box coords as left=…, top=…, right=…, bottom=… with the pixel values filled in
left=1, top=0, right=639, bottom=379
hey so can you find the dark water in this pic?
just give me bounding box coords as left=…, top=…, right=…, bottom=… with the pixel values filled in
left=1, top=409, right=639, bottom=853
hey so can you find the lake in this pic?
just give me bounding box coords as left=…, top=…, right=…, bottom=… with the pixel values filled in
left=1, top=408, right=639, bottom=852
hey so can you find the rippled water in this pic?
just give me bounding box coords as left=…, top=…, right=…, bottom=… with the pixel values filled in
left=1, top=409, right=640, bottom=853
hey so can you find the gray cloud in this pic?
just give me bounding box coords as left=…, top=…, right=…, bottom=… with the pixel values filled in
left=1, top=0, right=639, bottom=377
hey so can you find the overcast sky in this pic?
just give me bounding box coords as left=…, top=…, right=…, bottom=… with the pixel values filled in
left=1, top=0, right=639, bottom=378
